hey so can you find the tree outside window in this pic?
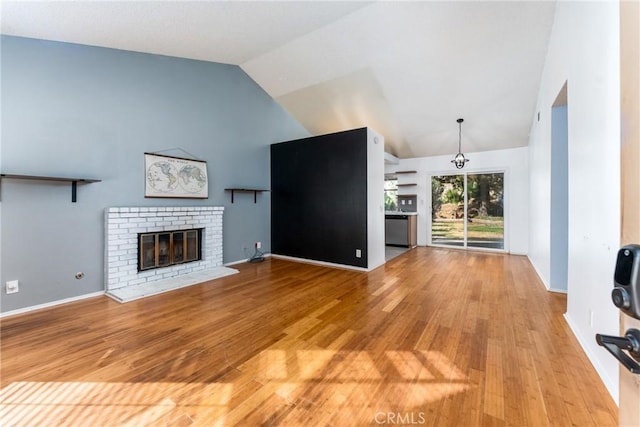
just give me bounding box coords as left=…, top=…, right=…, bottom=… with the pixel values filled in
left=384, top=176, right=398, bottom=211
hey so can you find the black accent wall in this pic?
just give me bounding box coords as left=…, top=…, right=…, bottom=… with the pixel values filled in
left=271, top=128, right=368, bottom=268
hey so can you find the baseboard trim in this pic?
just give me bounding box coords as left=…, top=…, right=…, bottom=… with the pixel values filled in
left=225, top=253, right=272, bottom=267
left=270, top=254, right=370, bottom=272
left=1, top=291, right=105, bottom=318
left=563, top=312, right=619, bottom=404
left=509, top=251, right=528, bottom=256
left=1, top=256, right=270, bottom=316
left=527, top=255, right=551, bottom=290
left=527, top=256, right=568, bottom=293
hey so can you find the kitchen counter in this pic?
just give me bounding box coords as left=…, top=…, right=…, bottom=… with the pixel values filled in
left=385, top=211, right=418, bottom=216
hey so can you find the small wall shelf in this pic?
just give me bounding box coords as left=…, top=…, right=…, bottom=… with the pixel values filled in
left=395, top=170, right=417, bottom=174
left=397, top=183, right=417, bottom=187
left=0, top=174, right=102, bottom=202
left=225, top=188, right=269, bottom=203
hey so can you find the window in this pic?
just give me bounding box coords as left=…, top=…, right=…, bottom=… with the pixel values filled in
left=431, top=172, right=504, bottom=250
left=384, top=175, right=398, bottom=211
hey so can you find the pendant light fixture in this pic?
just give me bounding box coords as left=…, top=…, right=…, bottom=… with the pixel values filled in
left=451, top=118, right=469, bottom=169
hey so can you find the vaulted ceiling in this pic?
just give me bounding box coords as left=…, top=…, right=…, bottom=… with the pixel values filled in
left=1, top=1, right=556, bottom=159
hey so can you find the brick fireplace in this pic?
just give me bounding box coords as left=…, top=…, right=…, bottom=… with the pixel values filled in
left=105, top=206, right=230, bottom=300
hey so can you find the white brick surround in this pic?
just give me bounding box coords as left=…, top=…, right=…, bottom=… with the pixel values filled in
left=105, top=206, right=224, bottom=291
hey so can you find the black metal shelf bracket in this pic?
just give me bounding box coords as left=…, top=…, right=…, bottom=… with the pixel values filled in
left=224, top=188, right=268, bottom=203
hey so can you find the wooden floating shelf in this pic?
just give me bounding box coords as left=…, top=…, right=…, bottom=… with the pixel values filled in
left=224, top=188, right=269, bottom=203
left=0, top=174, right=102, bottom=202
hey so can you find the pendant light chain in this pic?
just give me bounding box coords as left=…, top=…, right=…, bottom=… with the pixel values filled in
left=451, top=118, right=469, bottom=169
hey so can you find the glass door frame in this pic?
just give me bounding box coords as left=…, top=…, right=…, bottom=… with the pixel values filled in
left=428, top=168, right=508, bottom=253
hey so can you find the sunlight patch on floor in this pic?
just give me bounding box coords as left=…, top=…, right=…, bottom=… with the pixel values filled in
left=0, top=350, right=469, bottom=425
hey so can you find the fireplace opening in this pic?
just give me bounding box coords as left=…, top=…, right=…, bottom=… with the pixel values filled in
left=138, top=228, right=203, bottom=271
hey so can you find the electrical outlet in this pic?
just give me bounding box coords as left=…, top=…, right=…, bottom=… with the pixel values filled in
left=6, top=280, right=19, bottom=294
left=256, top=241, right=262, bottom=249
left=355, top=249, right=362, bottom=258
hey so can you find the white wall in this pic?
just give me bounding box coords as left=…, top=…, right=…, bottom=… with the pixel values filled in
left=367, top=128, right=386, bottom=270
left=528, top=1, right=621, bottom=401
left=386, top=146, right=529, bottom=255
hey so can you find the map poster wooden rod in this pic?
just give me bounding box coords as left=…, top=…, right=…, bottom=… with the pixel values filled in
left=143, top=151, right=205, bottom=162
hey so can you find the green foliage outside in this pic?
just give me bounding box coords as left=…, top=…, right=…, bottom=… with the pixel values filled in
left=431, top=173, right=504, bottom=248
left=384, top=178, right=398, bottom=211
left=431, top=218, right=504, bottom=244
left=385, top=192, right=397, bottom=211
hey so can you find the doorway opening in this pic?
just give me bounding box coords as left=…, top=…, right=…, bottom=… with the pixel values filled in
left=550, top=82, right=569, bottom=292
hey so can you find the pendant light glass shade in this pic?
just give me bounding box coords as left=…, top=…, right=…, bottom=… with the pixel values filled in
left=451, top=118, right=469, bottom=169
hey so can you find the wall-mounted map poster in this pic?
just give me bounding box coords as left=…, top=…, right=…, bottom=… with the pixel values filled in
left=144, top=153, right=208, bottom=199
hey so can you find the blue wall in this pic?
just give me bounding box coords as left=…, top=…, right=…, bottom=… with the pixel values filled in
left=0, top=36, right=308, bottom=312
left=550, top=104, right=568, bottom=292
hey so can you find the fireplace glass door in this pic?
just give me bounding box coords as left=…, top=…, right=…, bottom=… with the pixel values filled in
left=186, top=230, right=198, bottom=261
left=173, top=232, right=185, bottom=263
left=138, top=228, right=202, bottom=271
left=140, top=235, right=157, bottom=270
left=157, top=233, right=171, bottom=267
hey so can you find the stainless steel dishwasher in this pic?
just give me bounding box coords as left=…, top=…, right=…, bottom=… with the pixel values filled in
left=385, top=214, right=409, bottom=246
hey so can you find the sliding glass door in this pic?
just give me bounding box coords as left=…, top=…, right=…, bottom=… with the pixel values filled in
left=431, top=175, right=465, bottom=247
left=466, top=173, right=504, bottom=249
left=431, top=172, right=504, bottom=250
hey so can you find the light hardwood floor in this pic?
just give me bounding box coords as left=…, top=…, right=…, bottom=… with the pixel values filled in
left=0, top=247, right=617, bottom=426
